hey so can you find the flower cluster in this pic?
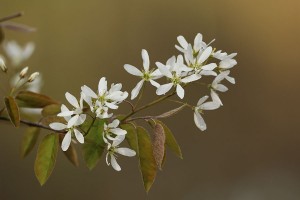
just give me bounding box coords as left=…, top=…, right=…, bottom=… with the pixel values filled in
left=50, top=77, right=136, bottom=171
left=124, top=33, right=237, bottom=131
left=48, top=33, right=237, bottom=171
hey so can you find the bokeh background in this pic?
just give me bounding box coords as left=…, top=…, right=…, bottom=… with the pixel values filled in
left=1, top=0, right=300, bottom=199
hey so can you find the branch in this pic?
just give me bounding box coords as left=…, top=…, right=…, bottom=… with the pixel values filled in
left=0, top=12, right=23, bottom=23
left=0, top=116, right=65, bottom=133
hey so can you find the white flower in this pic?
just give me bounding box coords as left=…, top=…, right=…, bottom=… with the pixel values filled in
left=210, top=71, right=230, bottom=106
left=57, top=92, right=86, bottom=124
left=81, top=77, right=128, bottom=112
left=156, top=55, right=201, bottom=99
left=194, top=96, right=220, bottom=131
left=124, top=49, right=161, bottom=100
left=102, top=119, right=127, bottom=144
left=3, top=41, right=35, bottom=66
left=106, top=135, right=136, bottom=171
left=185, top=46, right=217, bottom=76
left=175, top=33, right=208, bottom=53
left=49, top=105, right=86, bottom=151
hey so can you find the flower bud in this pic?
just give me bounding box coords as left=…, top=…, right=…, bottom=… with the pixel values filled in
left=19, top=66, right=29, bottom=79
left=28, top=72, right=39, bottom=82
left=0, top=57, right=8, bottom=73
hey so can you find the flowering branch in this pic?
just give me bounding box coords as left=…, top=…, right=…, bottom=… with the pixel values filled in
left=0, top=21, right=238, bottom=192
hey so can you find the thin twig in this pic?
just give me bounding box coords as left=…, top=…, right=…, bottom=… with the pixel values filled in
left=124, top=100, right=134, bottom=112
left=0, top=116, right=65, bottom=134
left=0, top=12, right=23, bottom=23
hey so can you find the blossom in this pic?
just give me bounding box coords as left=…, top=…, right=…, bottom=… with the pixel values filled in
left=50, top=105, right=86, bottom=151
left=102, top=119, right=127, bottom=144
left=3, top=41, right=35, bottom=66
left=156, top=55, right=201, bottom=99
left=175, top=33, right=208, bottom=54
left=210, top=71, right=230, bottom=106
left=124, top=49, right=161, bottom=100
left=185, top=45, right=217, bottom=76
left=106, top=135, right=136, bottom=171
left=57, top=92, right=86, bottom=124
left=194, top=96, right=220, bottom=131
left=81, top=77, right=128, bottom=112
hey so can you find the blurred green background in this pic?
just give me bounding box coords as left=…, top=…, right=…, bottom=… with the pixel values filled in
left=1, top=0, right=300, bottom=199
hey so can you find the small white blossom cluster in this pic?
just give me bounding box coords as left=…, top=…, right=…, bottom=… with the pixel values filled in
left=50, top=77, right=136, bottom=171
left=49, top=33, right=236, bottom=171
left=124, top=33, right=237, bottom=131
left=0, top=41, right=42, bottom=93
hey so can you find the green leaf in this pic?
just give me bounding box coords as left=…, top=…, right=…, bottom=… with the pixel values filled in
left=82, top=119, right=106, bottom=170
left=137, top=126, right=157, bottom=192
left=0, top=27, right=4, bottom=44
left=4, top=96, right=20, bottom=127
left=16, top=91, right=59, bottom=108
left=120, top=123, right=139, bottom=156
left=20, top=127, right=40, bottom=158
left=156, top=104, right=186, bottom=119
left=152, top=123, right=165, bottom=170
left=155, top=120, right=183, bottom=159
left=59, top=135, right=79, bottom=167
left=34, top=134, right=59, bottom=186
left=42, top=104, right=61, bottom=117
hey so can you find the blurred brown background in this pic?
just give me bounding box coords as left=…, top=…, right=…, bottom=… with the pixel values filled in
left=1, top=0, right=300, bottom=199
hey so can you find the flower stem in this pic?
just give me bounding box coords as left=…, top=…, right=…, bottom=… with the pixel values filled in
left=121, top=89, right=177, bottom=122
left=0, top=12, right=23, bottom=23
left=0, top=116, right=66, bottom=133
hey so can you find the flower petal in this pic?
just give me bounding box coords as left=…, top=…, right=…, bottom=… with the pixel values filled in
left=198, top=46, right=212, bottom=64
left=142, top=49, right=150, bottom=71
left=124, top=64, right=143, bottom=76
left=105, top=102, right=119, bottom=109
left=155, top=62, right=172, bottom=78
left=200, top=102, right=220, bottom=110
left=98, top=77, right=107, bottom=95
left=115, top=148, right=136, bottom=157
left=197, top=96, right=209, bottom=106
left=176, top=84, right=185, bottom=99
left=74, top=129, right=84, bottom=144
left=156, top=83, right=173, bottom=95
left=149, top=80, right=160, bottom=88
left=49, top=122, right=67, bottom=130
left=226, top=76, right=236, bottom=84
left=61, top=131, right=72, bottom=151
left=110, top=128, right=127, bottom=135
left=67, top=115, right=79, bottom=128
left=108, top=119, right=120, bottom=128
left=193, top=33, right=203, bottom=52
left=131, top=80, right=144, bottom=100
left=215, top=84, right=228, bottom=92
left=57, top=110, right=74, bottom=117
left=177, top=35, right=188, bottom=49
left=211, top=90, right=223, bottom=106
left=181, top=74, right=201, bottom=83
left=194, top=112, right=207, bottom=131
left=112, top=135, right=125, bottom=146
left=81, top=85, right=97, bottom=98
left=65, top=92, right=79, bottom=108
left=110, top=155, right=121, bottom=171
left=201, top=63, right=217, bottom=71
